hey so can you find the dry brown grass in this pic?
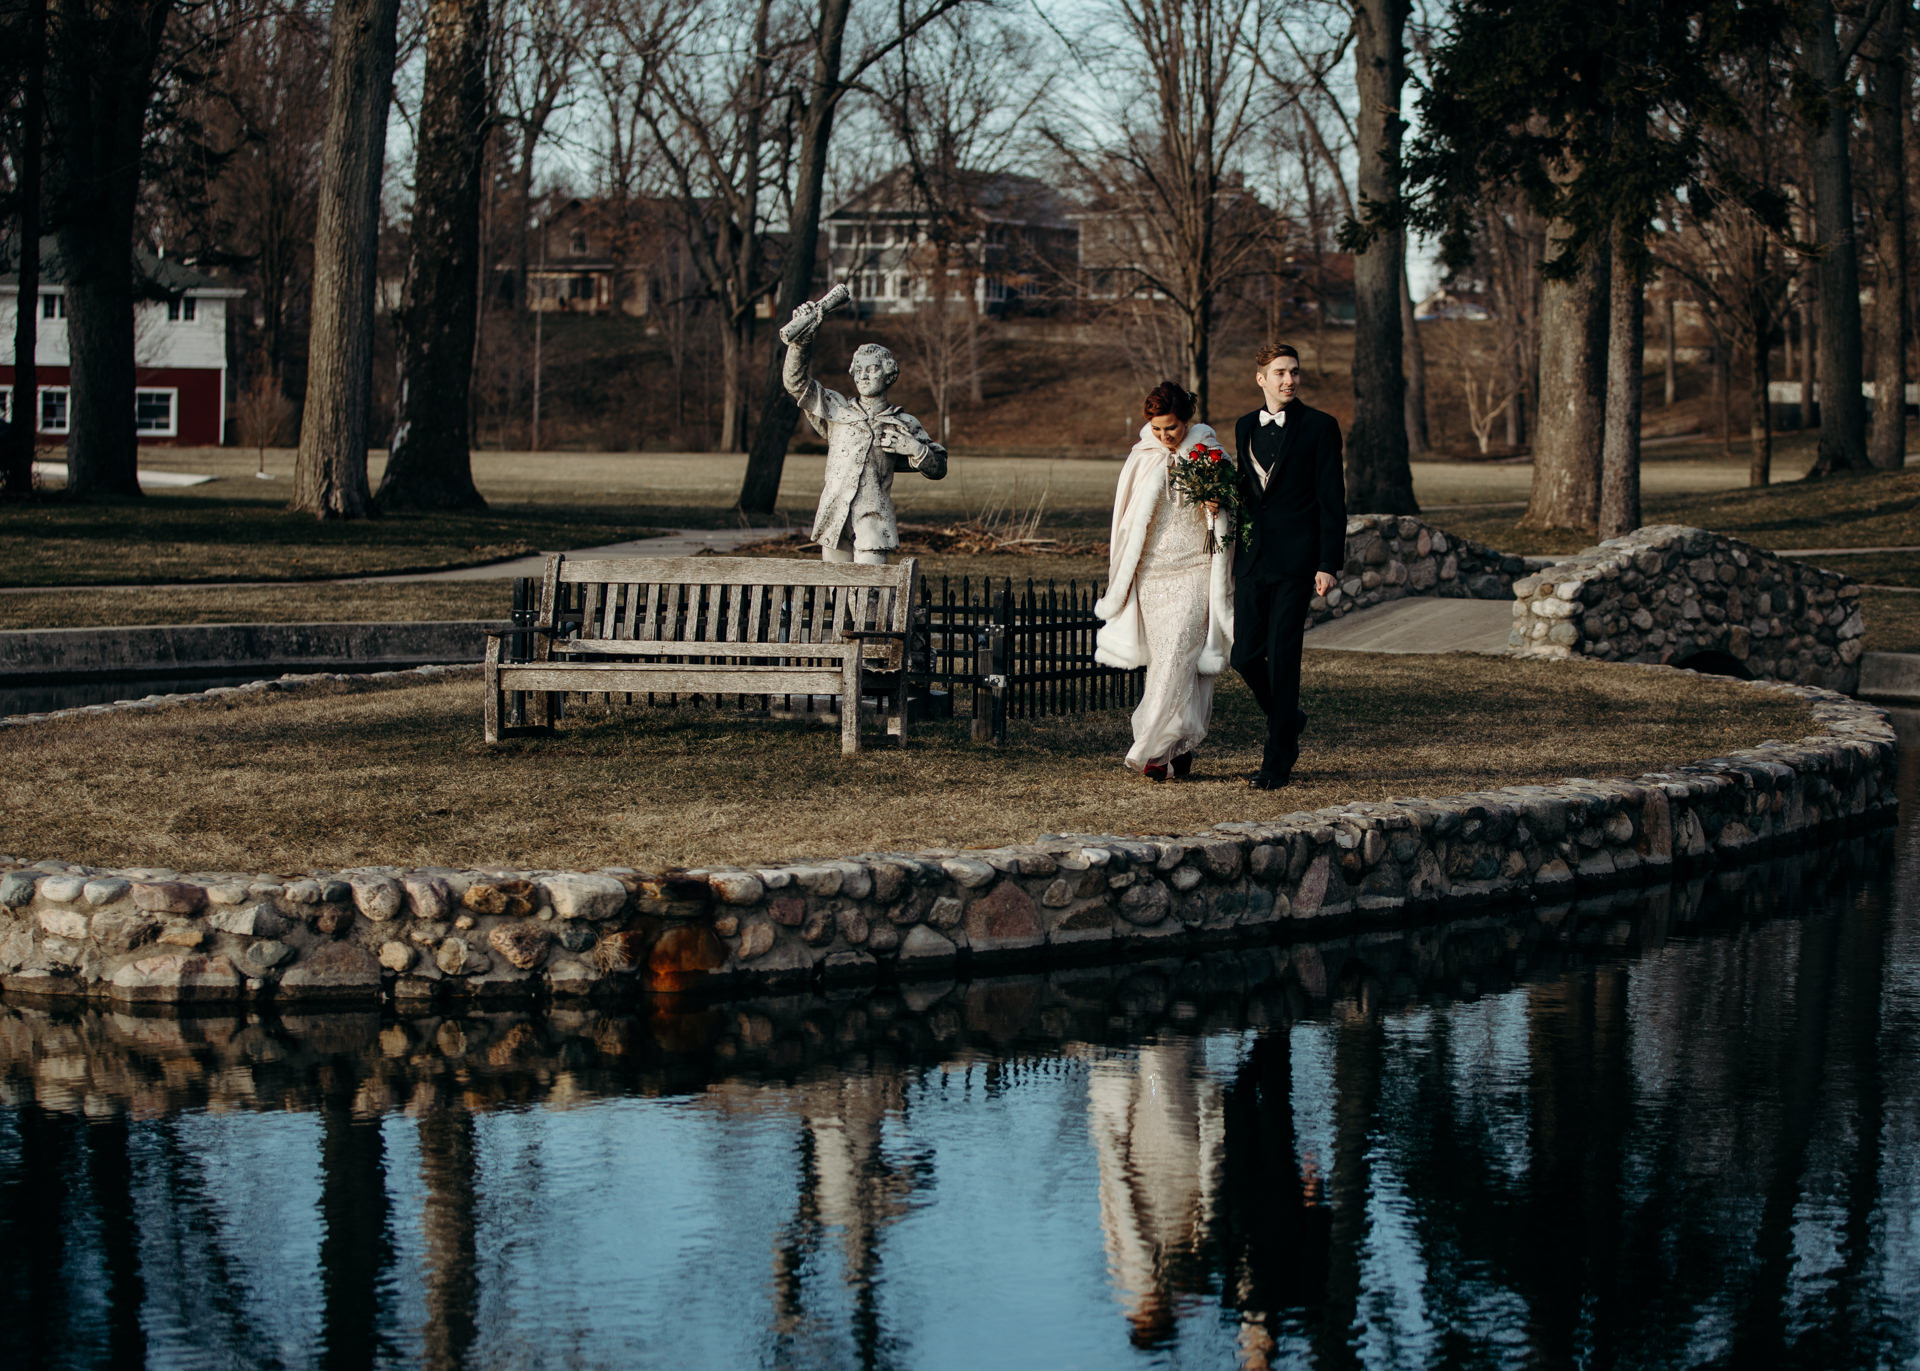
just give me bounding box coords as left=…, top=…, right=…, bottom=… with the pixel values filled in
left=0, top=654, right=1814, bottom=874
left=0, top=580, right=514, bottom=630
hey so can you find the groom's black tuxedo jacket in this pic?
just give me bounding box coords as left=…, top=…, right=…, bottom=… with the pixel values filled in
left=1232, top=400, right=1347, bottom=583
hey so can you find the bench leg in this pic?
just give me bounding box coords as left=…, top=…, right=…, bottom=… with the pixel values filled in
left=842, top=654, right=862, bottom=755
left=483, top=636, right=503, bottom=743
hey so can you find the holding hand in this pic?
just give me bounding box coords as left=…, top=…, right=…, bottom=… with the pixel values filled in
left=1314, top=571, right=1336, bottom=597
left=780, top=300, right=823, bottom=345
left=877, top=423, right=926, bottom=460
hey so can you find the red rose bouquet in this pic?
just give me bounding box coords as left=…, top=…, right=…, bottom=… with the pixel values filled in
left=1166, top=440, right=1247, bottom=552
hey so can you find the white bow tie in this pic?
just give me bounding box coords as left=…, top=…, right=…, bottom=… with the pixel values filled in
left=1258, top=408, right=1286, bottom=427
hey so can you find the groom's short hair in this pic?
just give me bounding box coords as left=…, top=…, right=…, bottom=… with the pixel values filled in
left=1255, top=343, right=1300, bottom=369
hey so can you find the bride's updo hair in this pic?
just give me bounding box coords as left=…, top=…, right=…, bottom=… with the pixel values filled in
left=1143, top=380, right=1195, bottom=423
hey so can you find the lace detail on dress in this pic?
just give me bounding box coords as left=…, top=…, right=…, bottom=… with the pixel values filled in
left=1126, top=473, right=1216, bottom=770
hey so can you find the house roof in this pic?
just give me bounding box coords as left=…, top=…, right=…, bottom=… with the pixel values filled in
left=0, top=236, right=244, bottom=297
left=829, top=167, right=1074, bottom=230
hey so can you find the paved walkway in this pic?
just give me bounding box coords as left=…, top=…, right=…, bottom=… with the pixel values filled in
left=1304, top=598, right=1514, bottom=656
left=367, top=526, right=791, bottom=582
left=0, top=525, right=793, bottom=594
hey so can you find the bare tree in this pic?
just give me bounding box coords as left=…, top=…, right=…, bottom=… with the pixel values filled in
left=45, top=0, right=178, bottom=498
left=496, top=0, right=590, bottom=312
left=1042, top=0, right=1269, bottom=421
left=878, top=7, right=1052, bottom=437
left=2, top=0, right=47, bottom=499
left=380, top=0, right=491, bottom=510
left=636, top=0, right=790, bottom=453
left=1656, top=53, right=1797, bottom=489
left=292, top=0, right=401, bottom=517
left=1866, top=0, right=1908, bottom=470
left=1346, top=0, right=1416, bottom=513
left=737, top=0, right=978, bottom=515
left=1798, top=0, right=1868, bottom=476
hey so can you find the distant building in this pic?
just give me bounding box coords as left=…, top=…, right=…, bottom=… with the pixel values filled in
left=823, top=167, right=1078, bottom=316
left=1414, top=285, right=1492, bottom=321
left=0, top=240, right=243, bottom=446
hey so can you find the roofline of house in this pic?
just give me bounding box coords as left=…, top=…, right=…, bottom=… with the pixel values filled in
left=0, top=279, right=247, bottom=299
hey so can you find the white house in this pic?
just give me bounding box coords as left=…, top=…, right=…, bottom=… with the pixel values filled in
left=1, top=240, right=244, bottom=446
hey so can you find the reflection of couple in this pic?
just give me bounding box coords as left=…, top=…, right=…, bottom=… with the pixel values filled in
left=1096, top=346, right=1347, bottom=787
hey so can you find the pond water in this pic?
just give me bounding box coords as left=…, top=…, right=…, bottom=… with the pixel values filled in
left=2, top=715, right=1915, bottom=1371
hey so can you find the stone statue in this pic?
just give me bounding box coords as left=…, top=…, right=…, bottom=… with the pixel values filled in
left=781, top=285, right=947, bottom=565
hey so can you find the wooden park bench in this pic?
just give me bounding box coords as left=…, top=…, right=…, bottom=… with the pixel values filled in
left=483, top=554, right=922, bottom=754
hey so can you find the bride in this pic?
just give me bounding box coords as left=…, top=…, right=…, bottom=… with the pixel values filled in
left=1094, top=381, right=1235, bottom=781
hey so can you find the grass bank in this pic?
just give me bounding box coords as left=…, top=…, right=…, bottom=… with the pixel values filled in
left=0, top=654, right=1813, bottom=874
left=1437, top=456, right=1918, bottom=557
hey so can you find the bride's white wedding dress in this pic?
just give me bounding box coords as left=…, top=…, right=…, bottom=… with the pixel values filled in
left=1094, top=423, right=1236, bottom=773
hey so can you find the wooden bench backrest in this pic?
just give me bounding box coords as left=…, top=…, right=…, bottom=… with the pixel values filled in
left=539, top=554, right=918, bottom=662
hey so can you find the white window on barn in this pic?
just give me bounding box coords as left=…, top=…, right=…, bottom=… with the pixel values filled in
left=166, top=297, right=197, bottom=322
left=38, top=387, right=70, bottom=434
left=134, top=388, right=178, bottom=436
left=41, top=293, right=65, bottom=320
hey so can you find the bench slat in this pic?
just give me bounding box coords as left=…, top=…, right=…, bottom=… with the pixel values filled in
left=499, top=663, right=849, bottom=695
left=553, top=555, right=913, bottom=588
left=621, top=580, right=641, bottom=640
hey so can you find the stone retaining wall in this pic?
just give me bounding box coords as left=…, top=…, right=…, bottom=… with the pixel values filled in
left=0, top=831, right=1883, bottom=1115
left=1510, top=525, right=1864, bottom=692
left=1314, top=515, right=1526, bottom=625
left=0, top=671, right=1895, bottom=1006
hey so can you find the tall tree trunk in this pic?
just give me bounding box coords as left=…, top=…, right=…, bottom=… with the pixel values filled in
left=293, top=0, right=401, bottom=517
left=719, top=322, right=742, bottom=453
left=1401, top=260, right=1431, bottom=456
left=1662, top=293, right=1676, bottom=407
left=1346, top=0, right=1416, bottom=514
left=1599, top=228, right=1643, bottom=539
left=48, top=0, right=174, bottom=499
left=739, top=0, right=852, bottom=515
left=1801, top=0, right=1869, bottom=477
left=3, top=0, right=46, bottom=499
left=1522, top=222, right=1608, bottom=531
left=1749, top=317, right=1773, bottom=486
left=379, top=0, right=489, bottom=511
left=1799, top=287, right=1815, bottom=427
left=1867, top=0, right=1909, bottom=471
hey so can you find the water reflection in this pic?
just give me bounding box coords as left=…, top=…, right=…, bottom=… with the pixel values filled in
left=1, top=798, right=1915, bottom=1367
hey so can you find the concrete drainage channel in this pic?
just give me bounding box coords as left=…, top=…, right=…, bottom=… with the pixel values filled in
left=0, top=620, right=505, bottom=715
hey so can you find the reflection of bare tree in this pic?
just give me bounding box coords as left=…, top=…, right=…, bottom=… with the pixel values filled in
left=319, top=1066, right=396, bottom=1369
left=418, top=1104, right=482, bottom=1371
left=769, top=1071, right=917, bottom=1371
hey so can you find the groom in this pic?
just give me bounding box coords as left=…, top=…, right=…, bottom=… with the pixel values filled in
left=1231, top=344, right=1346, bottom=789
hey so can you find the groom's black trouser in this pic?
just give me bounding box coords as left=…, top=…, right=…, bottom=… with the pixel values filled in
left=1232, top=575, right=1314, bottom=774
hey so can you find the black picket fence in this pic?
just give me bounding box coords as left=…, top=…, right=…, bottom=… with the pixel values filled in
left=918, top=577, right=1144, bottom=743
left=503, top=573, right=1144, bottom=742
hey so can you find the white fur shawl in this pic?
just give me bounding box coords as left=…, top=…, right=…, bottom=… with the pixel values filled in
left=1092, top=421, right=1235, bottom=674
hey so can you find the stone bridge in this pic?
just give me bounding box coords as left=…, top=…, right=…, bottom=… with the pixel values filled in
left=1509, top=525, right=1865, bottom=693
left=1314, top=515, right=1528, bottom=625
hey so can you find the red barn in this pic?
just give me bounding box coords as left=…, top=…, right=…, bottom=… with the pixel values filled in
left=2, top=243, right=243, bottom=447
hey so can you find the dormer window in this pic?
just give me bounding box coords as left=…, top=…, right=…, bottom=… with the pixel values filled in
left=166, top=297, right=197, bottom=322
